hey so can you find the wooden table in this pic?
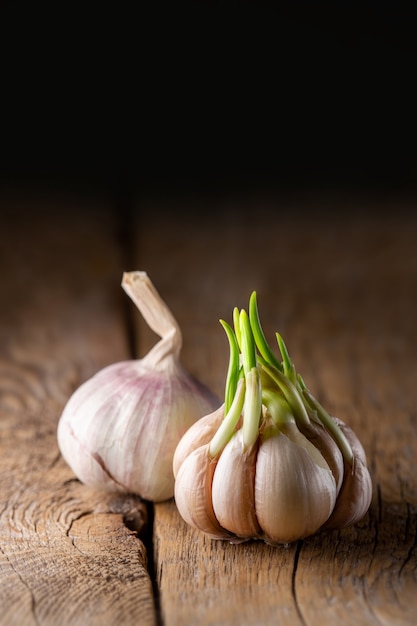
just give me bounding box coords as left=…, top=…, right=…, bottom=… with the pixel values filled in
left=1, top=186, right=416, bottom=625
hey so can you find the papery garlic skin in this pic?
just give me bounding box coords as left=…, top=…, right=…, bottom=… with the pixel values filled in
left=211, top=430, right=260, bottom=539
left=174, top=418, right=338, bottom=544
left=298, top=420, right=345, bottom=495
left=334, top=417, right=368, bottom=465
left=173, top=405, right=224, bottom=479
left=323, top=418, right=372, bottom=529
left=58, top=271, right=219, bottom=502
left=174, top=444, right=233, bottom=540
left=58, top=358, right=218, bottom=501
left=173, top=292, right=372, bottom=543
left=254, top=422, right=337, bottom=544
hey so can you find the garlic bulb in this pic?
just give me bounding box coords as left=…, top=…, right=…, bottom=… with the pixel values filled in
left=57, top=271, right=219, bottom=502
left=174, top=293, right=372, bottom=544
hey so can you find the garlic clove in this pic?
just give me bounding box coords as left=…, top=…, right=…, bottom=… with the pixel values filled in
left=174, top=444, right=233, bottom=540
left=298, top=420, right=345, bottom=495
left=173, top=405, right=225, bottom=479
left=333, top=417, right=368, bottom=465
left=255, top=422, right=337, bottom=544
left=323, top=418, right=372, bottom=529
left=211, top=429, right=261, bottom=539
left=323, top=456, right=372, bottom=530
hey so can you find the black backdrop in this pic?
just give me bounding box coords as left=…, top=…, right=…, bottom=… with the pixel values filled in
left=1, top=2, right=415, bottom=202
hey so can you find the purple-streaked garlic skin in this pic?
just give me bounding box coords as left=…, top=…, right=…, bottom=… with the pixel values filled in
left=211, top=430, right=261, bottom=539
left=58, top=357, right=219, bottom=502
left=173, top=405, right=225, bottom=479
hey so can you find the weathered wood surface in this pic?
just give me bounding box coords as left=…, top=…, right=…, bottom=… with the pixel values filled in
left=136, top=196, right=417, bottom=626
left=0, top=195, right=155, bottom=626
left=1, top=189, right=417, bottom=625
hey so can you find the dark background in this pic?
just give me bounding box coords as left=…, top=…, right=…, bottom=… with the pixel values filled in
left=1, top=2, right=416, bottom=208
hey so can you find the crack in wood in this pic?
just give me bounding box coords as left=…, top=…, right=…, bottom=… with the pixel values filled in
left=368, top=483, right=381, bottom=563
left=2, top=191, right=417, bottom=625
left=134, top=502, right=164, bottom=626
left=291, top=539, right=307, bottom=626
left=399, top=502, right=417, bottom=578
left=0, top=544, right=40, bottom=626
left=65, top=509, right=95, bottom=554
left=114, top=197, right=163, bottom=626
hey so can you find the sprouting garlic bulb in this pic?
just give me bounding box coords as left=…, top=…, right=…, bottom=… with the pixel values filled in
left=57, top=271, right=219, bottom=502
left=174, top=293, right=372, bottom=544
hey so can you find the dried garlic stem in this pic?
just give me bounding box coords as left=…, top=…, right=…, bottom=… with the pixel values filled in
left=122, top=271, right=181, bottom=365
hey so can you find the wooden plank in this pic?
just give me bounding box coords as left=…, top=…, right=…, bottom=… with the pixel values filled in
left=0, top=194, right=156, bottom=626
left=134, top=195, right=417, bottom=625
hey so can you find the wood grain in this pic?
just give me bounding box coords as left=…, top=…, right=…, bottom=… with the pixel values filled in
left=134, top=195, right=417, bottom=626
left=0, top=195, right=156, bottom=626
left=2, top=189, right=417, bottom=626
